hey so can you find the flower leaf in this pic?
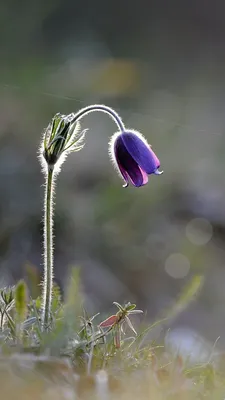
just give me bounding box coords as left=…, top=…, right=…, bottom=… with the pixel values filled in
left=125, top=315, right=137, bottom=335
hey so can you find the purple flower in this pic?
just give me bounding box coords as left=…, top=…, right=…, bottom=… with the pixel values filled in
left=109, top=130, right=163, bottom=187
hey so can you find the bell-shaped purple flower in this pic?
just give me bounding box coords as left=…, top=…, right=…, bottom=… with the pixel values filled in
left=109, top=130, right=163, bottom=187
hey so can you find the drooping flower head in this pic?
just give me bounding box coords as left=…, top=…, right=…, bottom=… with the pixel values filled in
left=109, top=129, right=163, bottom=187
left=40, top=104, right=163, bottom=186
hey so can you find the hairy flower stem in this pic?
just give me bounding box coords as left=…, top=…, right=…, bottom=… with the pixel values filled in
left=42, top=167, right=54, bottom=331
left=71, top=105, right=125, bottom=132
left=41, top=105, right=126, bottom=332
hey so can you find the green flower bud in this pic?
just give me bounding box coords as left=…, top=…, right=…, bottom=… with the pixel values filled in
left=41, top=112, right=86, bottom=169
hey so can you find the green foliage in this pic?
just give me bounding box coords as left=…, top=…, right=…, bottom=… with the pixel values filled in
left=0, top=274, right=225, bottom=399
left=0, top=286, right=15, bottom=308
left=25, top=263, right=41, bottom=299
left=165, top=275, right=204, bottom=322
left=15, top=280, right=28, bottom=323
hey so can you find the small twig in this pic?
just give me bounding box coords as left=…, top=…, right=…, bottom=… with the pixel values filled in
left=87, top=326, right=114, bottom=346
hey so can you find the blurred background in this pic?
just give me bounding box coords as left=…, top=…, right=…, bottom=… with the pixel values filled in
left=1, top=0, right=225, bottom=355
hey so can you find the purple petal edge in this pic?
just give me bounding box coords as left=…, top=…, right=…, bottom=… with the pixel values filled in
left=121, top=131, right=160, bottom=174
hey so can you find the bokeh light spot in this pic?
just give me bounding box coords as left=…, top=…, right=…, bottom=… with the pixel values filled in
left=165, top=253, right=190, bottom=279
left=186, top=218, right=213, bottom=246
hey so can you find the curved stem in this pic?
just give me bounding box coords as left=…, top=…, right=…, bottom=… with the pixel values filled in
left=42, top=167, right=54, bottom=331
left=71, top=104, right=125, bottom=132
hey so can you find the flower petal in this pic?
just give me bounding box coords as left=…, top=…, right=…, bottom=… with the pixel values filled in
left=99, top=315, right=118, bottom=328
left=121, top=131, right=160, bottom=174
left=140, top=167, right=148, bottom=185
left=115, top=136, right=147, bottom=187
